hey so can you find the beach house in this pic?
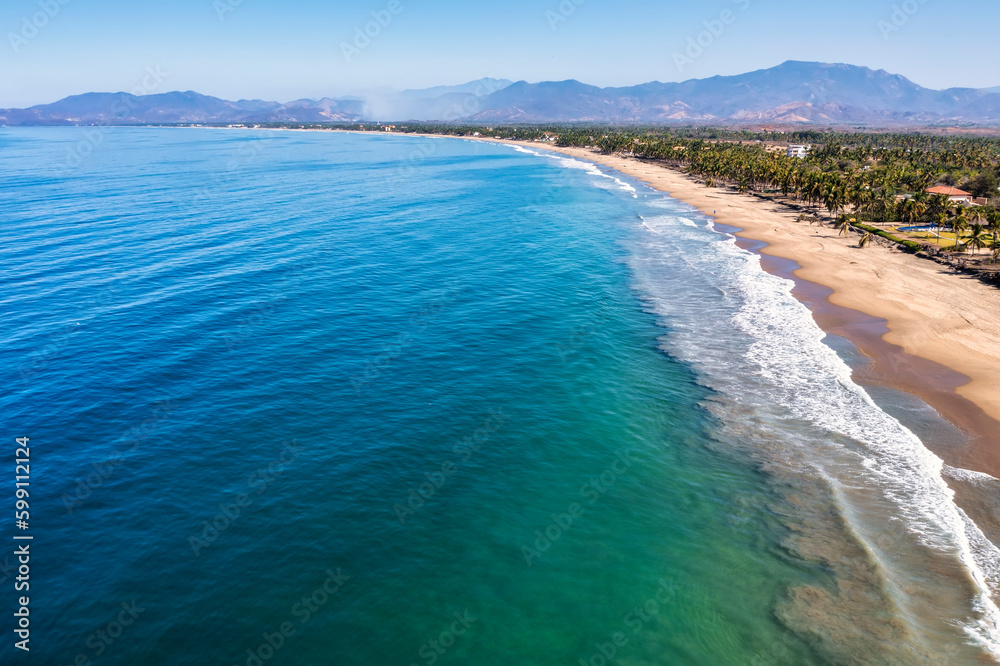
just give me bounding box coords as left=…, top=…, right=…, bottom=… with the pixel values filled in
left=925, top=186, right=974, bottom=204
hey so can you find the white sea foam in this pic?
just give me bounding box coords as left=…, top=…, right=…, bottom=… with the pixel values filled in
left=510, top=145, right=637, bottom=196
left=516, top=146, right=1000, bottom=655
left=645, top=198, right=707, bottom=227
left=946, top=465, right=1000, bottom=485
left=628, top=200, right=1000, bottom=657
left=727, top=237, right=1000, bottom=654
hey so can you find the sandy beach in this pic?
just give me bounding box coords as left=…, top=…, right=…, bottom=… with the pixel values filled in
left=475, top=139, right=1000, bottom=477
left=331, top=129, right=1000, bottom=473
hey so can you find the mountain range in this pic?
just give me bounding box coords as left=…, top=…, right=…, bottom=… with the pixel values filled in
left=4, top=62, right=1000, bottom=127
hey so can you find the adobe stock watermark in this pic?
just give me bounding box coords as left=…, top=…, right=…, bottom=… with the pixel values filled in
left=65, top=65, right=169, bottom=170
left=16, top=320, right=81, bottom=383
left=350, top=289, right=464, bottom=395
left=340, top=0, right=403, bottom=63
left=192, top=130, right=281, bottom=204
left=441, top=77, right=509, bottom=122
left=877, top=0, right=929, bottom=40
left=546, top=0, right=586, bottom=31
left=8, top=0, right=72, bottom=54
left=189, top=439, right=305, bottom=557
left=395, top=81, right=509, bottom=179
left=223, top=292, right=286, bottom=352
left=232, top=568, right=350, bottom=666
left=578, top=579, right=678, bottom=666
left=57, top=600, right=146, bottom=666
left=520, top=450, right=637, bottom=567
left=746, top=630, right=801, bottom=666
left=407, top=610, right=477, bottom=666
left=726, top=491, right=768, bottom=530
left=17, top=272, right=127, bottom=382
left=672, top=0, right=751, bottom=73
left=392, top=408, right=507, bottom=524
left=61, top=400, right=176, bottom=515
left=396, top=141, right=438, bottom=179
left=0, top=554, right=15, bottom=587
left=556, top=297, right=612, bottom=362
left=214, top=0, right=245, bottom=22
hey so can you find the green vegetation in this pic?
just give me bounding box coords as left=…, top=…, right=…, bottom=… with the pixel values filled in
left=366, top=124, right=1000, bottom=246
left=851, top=222, right=922, bottom=253
left=561, top=129, right=1000, bottom=239
left=191, top=121, right=1000, bottom=276
left=404, top=124, right=1000, bottom=263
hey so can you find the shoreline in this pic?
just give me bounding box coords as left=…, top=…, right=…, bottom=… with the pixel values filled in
left=464, top=137, right=1000, bottom=478
left=725, top=224, right=1000, bottom=475
left=187, top=127, right=1000, bottom=478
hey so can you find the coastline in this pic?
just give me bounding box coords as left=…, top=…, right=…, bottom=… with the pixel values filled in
left=34, top=125, right=1000, bottom=659
left=262, top=128, right=1000, bottom=477
left=469, top=138, right=1000, bottom=478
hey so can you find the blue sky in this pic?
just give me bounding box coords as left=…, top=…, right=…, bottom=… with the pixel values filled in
left=1, top=0, right=998, bottom=107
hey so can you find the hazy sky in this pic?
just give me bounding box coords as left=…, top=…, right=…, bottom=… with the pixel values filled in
left=2, top=0, right=998, bottom=107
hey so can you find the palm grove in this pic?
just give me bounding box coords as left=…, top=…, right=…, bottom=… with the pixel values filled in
left=376, top=123, right=1000, bottom=263
left=565, top=128, right=1000, bottom=261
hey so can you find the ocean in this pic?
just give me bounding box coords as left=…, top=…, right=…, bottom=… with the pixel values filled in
left=1, top=127, right=998, bottom=665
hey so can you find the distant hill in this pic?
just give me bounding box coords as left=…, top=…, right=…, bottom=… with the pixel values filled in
left=396, top=78, right=513, bottom=100
left=3, top=64, right=1000, bottom=126
left=361, top=78, right=512, bottom=121
left=469, top=62, right=1000, bottom=125
left=0, top=91, right=366, bottom=126
left=0, top=79, right=511, bottom=127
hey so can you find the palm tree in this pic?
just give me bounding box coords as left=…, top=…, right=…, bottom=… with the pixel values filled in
left=875, top=191, right=896, bottom=223
left=823, top=181, right=847, bottom=220
left=852, top=186, right=873, bottom=220
left=968, top=206, right=985, bottom=227
left=836, top=216, right=853, bottom=237
left=805, top=176, right=824, bottom=215
left=900, top=198, right=926, bottom=226
left=789, top=170, right=804, bottom=201
left=967, top=223, right=988, bottom=255
left=899, top=198, right=914, bottom=225
left=858, top=231, right=874, bottom=248
left=987, top=209, right=1000, bottom=244
left=951, top=211, right=969, bottom=251
left=926, top=193, right=953, bottom=224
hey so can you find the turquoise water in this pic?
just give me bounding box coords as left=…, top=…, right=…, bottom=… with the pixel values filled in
left=1, top=128, right=998, bottom=665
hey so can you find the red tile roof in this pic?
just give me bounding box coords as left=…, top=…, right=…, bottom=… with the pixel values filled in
left=926, top=186, right=972, bottom=196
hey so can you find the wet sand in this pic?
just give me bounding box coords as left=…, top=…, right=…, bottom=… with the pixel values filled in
left=331, top=130, right=1000, bottom=477
left=333, top=129, right=1000, bottom=661
left=729, top=226, right=1000, bottom=477
left=488, top=140, right=1000, bottom=480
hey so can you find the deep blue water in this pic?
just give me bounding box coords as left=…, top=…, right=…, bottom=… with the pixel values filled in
left=1, top=128, right=998, bottom=665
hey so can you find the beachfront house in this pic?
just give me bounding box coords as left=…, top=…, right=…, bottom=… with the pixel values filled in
left=787, top=144, right=810, bottom=159
left=925, top=186, right=974, bottom=204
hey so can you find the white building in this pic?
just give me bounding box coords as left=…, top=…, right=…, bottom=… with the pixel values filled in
left=787, top=144, right=811, bottom=159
